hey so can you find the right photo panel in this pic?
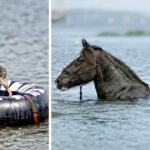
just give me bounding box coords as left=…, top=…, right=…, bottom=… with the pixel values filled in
left=52, top=0, right=150, bottom=150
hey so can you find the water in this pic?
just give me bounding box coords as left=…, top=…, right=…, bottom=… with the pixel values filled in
left=52, top=11, right=150, bottom=150
left=0, top=0, right=48, bottom=150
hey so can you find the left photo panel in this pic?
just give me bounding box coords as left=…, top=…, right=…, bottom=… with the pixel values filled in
left=0, top=0, right=48, bottom=149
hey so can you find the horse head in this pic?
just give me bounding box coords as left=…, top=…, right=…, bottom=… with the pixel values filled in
left=55, top=39, right=100, bottom=91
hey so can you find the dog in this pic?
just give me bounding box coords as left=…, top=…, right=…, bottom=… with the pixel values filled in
left=0, top=65, right=12, bottom=97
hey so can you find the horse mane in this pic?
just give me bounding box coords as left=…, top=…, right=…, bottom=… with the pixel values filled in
left=90, top=44, right=148, bottom=87
left=105, top=51, right=149, bottom=87
left=91, top=45, right=103, bottom=51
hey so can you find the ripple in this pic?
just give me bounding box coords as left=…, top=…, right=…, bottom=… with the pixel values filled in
left=0, top=0, right=48, bottom=149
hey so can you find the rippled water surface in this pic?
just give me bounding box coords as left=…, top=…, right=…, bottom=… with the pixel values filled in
left=52, top=13, right=150, bottom=150
left=0, top=0, right=48, bottom=150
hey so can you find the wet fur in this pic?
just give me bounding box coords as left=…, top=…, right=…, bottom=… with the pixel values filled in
left=92, top=45, right=150, bottom=100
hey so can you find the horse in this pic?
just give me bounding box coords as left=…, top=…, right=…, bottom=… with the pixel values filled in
left=55, top=39, right=150, bottom=100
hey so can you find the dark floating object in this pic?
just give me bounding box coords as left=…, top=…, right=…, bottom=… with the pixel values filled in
left=0, top=81, right=48, bottom=126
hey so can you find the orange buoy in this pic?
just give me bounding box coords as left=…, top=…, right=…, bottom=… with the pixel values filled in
left=33, top=112, right=39, bottom=125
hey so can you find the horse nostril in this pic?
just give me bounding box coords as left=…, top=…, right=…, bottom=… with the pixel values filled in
left=55, top=78, right=60, bottom=84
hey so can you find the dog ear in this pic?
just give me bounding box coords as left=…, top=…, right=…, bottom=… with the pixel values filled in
left=82, top=39, right=90, bottom=48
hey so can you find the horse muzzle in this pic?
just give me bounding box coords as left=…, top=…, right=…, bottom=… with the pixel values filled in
left=55, top=78, right=68, bottom=91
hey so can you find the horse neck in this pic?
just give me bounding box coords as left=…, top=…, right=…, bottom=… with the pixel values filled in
left=95, top=51, right=148, bottom=89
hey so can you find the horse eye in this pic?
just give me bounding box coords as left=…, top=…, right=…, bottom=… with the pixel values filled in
left=77, top=58, right=84, bottom=63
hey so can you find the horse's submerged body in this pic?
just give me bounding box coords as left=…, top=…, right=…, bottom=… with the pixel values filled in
left=55, top=39, right=150, bottom=100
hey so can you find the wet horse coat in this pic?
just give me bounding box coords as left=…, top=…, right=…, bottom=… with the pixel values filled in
left=56, top=39, right=150, bottom=100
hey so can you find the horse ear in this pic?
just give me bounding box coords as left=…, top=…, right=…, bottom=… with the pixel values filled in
left=82, top=39, right=90, bottom=48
